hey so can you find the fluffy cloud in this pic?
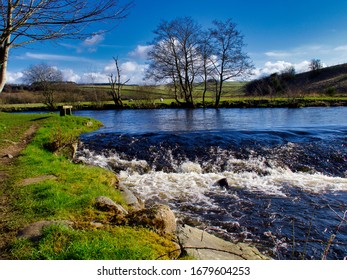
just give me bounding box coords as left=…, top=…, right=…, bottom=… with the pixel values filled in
left=6, top=71, right=24, bottom=84
left=61, top=69, right=81, bottom=83
left=253, top=60, right=311, bottom=78
left=82, top=33, right=105, bottom=53
left=82, top=72, right=109, bottom=84
left=128, top=45, right=153, bottom=60
left=83, top=33, right=105, bottom=46
left=104, top=60, right=148, bottom=85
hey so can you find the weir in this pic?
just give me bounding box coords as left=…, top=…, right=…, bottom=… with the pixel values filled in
left=75, top=108, right=347, bottom=259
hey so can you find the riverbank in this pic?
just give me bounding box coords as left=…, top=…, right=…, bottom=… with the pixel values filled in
left=1, top=96, right=347, bottom=112
left=0, top=112, right=269, bottom=260
left=0, top=113, right=179, bottom=259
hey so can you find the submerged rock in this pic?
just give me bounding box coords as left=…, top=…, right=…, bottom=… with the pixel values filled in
left=213, top=178, right=229, bottom=188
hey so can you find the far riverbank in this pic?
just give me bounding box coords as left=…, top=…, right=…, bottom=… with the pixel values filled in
left=1, top=96, right=347, bottom=112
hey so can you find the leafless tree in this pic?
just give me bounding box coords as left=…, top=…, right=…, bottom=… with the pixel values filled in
left=197, top=31, right=214, bottom=107
left=209, top=19, right=253, bottom=107
left=0, top=0, right=133, bottom=93
left=23, top=63, right=63, bottom=109
left=108, top=57, right=129, bottom=107
left=146, top=17, right=202, bottom=107
left=309, top=59, right=323, bottom=72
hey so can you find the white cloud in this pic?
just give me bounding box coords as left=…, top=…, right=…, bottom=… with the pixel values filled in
left=6, top=71, right=24, bottom=84
left=60, top=32, right=105, bottom=53
left=24, top=52, right=94, bottom=63
left=129, top=45, right=153, bottom=60
left=122, top=61, right=138, bottom=72
left=61, top=69, right=81, bottom=83
left=253, top=60, right=311, bottom=78
left=83, top=33, right=105, bottom=46
left=103, top=60, right=148, bottom=85
left=82, top=72, right=109, bottom=84
left=265, top=51, right=292, bottom=58
left=334, top=45, right=347, bottom=51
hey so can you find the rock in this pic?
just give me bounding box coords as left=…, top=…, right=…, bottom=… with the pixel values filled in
left=19, top=175, right=57, bottom=187
left=90, top=221, right=104, bottom=229
left=176, top=225, right=270, bottom=260
left=2, top=154, right=13, bottom=159
left=95, top=196, right=128, bottom=215
left=117, top=185, right=144, bottom=210
left=127, top=204, right=177, bottom=236
left=213, top=178, right=229, bottom=188
left=17, top=220, right=73, bottom=242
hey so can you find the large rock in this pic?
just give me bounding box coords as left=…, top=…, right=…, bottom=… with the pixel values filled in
left=176, top=225, right=270, bottom=260
left=127, top=204, right=176, bottom=236
left=95, top=196, right=128, bottom=215
left=117, top=185, right=144, bottom=211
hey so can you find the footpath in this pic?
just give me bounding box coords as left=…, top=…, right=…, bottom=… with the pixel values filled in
left=0, top=125, right=38, bottom=258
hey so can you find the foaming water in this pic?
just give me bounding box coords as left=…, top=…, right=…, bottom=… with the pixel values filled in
left=75, top=108, right=347, bottom=259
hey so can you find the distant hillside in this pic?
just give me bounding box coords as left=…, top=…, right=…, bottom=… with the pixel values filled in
left=245, top=63, right=347, bottom=96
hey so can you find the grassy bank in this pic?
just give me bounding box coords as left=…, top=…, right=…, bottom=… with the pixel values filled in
left=1, top=96, right=347, bottom=112
left=0, top=113, right=177, bottom=259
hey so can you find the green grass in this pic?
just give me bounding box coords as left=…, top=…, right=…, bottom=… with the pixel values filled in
left=10, top=225, right=176, bottom=260
left=0, top=113, right=178, bottom=260
left=0, top=112, right=42, bottom=149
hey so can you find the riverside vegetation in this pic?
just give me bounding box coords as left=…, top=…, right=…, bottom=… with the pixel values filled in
left=0, top=112, right=179, bottom=260
left=0, top=112, right=268, bottom=260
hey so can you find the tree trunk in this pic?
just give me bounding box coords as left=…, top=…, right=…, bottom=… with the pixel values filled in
left=0, top=39, right=11, bottom=93
left=215, top=78, right=223, bottom=108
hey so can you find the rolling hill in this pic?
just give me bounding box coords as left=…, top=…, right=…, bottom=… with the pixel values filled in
left=245, top=63, right=347, bottom=96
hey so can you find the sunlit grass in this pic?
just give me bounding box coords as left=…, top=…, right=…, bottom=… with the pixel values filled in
left=1, top=113, right=178, bottom=260
left=11, top=224, right=177, bottom=260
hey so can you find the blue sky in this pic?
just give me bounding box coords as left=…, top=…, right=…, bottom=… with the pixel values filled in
left=7, top=0, right=347, bottom=84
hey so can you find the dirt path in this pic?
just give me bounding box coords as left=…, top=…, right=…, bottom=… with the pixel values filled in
left=0, top=124, right=39, bottom=259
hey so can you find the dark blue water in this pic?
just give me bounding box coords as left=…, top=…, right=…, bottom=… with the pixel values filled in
left=75, top=108, right=347, bottom=260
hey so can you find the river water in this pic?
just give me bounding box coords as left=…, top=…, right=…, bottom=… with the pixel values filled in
left=74, top=107, right=347, bottom=260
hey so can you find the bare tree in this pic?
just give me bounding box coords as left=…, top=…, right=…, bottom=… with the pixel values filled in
left=209, top=19, right=253, bottom=107
left=108, top=57, right=129, bottom=107
left=309, top=59, right=323, bottom=72
left=23, top=63, right=63, bottom=109
left=197, top=31, right=214, bottom=107
left=0, top=0, right=133, bottom=93
left=146, top=17, right=202, bottom=107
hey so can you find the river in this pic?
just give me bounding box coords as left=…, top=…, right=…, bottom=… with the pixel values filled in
left=74, top=107, right=347, bottom=260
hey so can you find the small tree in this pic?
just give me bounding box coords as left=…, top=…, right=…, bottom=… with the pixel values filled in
left=23, top=63, right=63, bottom=109
left=309, top=59, right=323, bottom=72
left=281, top=66, right=296, bottom=79
left=108, top=57, right=129, bottom=107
